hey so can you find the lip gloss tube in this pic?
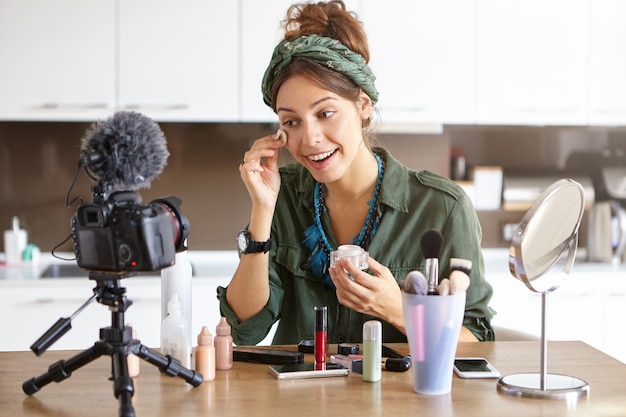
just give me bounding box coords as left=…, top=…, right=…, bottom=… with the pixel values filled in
left=314, top=306, right=327, bottom=370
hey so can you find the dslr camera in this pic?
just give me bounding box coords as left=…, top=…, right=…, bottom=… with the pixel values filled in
left=71, top=186, right=189, bottom=274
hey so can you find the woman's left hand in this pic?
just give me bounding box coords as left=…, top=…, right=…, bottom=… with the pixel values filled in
left=329, top=256, right=405, bottom=334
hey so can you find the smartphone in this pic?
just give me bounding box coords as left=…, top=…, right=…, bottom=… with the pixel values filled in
left=268, top=363, right=350, bottom=380
left=233, top=346, right=304, bottom=365
left=453, top=357, right=501, bottom=379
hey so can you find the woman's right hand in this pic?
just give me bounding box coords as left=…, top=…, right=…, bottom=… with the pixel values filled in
left=239, top=130, right=286, bottom=211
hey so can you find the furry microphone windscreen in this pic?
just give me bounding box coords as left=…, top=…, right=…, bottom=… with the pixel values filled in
left=80, top=111, right=169, bottom=191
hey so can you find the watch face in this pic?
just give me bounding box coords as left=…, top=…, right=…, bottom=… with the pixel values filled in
left=237, top=231, right=248, bottom=252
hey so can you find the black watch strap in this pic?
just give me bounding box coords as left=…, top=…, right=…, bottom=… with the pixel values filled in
left=238, top=230, right=272, bottom=254
left=247, top=238, right=272, bottom=254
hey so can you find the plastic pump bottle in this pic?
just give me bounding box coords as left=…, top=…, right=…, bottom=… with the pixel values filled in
left=195, top=326, right=216, bottom=381
left=363, top=320, right=382, bottom=382
left=3, top=216, right=27, bottom=264
left=161, top=249, right=193, bottom=350
left=161, top=294, right=191, bottom=368
left=214, top=317, right=233, bottom=370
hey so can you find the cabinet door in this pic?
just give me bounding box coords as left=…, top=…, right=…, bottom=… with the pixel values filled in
left=361, top=0, right=476, bottom=126
left=2, top=281, right=111, bottom=352
left=487, top=273, right=542, bottom=337
left=548, top=285, right=604, bottom=352
left=118, top=0, right=239, bottom=122
left=239, top=0, right=361, bottom=122
left=588, top=0, right=626, bottom=126
left=475, top=0, right=589, bottom=125
left=602, top=279, right=626, bottom=364
left=0, top=0, right=115, bottom=121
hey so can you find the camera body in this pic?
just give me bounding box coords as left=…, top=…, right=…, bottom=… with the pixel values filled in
left=71, top=189, right=188, bottom=274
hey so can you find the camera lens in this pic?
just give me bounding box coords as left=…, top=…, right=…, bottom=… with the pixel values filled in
left=150, top=197, right=190, bottom=251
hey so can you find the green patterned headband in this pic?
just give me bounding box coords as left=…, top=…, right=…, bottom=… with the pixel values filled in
left=261, top=34, right=379, bottom=108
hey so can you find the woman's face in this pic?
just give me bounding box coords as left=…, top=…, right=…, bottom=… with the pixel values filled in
left=275, top=75, right=372, bottom=184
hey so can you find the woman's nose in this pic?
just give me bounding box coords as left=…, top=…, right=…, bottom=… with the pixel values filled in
left=301, top=120, right=322, bottom=145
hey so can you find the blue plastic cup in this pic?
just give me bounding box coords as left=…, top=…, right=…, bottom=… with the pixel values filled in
left=402, top=292, right=466, bottom=395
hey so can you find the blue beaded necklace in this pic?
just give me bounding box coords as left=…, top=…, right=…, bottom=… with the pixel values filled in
left=303, top=153, right=384, bottom=287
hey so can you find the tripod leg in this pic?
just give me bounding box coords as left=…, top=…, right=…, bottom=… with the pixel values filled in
left=23, top=345, right=104, bottom=395
left=111, top=348, right=135, bottom=417
left=134, top=343, right=203, bottom=387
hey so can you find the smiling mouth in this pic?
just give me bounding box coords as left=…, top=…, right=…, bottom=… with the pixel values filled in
left=308, top=149, right=337, bottom=162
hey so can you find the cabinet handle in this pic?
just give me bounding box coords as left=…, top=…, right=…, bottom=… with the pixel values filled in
left=591, top=109, right=626, bottom=114
left=121, top=104, right=190, bottom=111
left=41, top=103, right=109, bottom=109
left=517, top=107, right=577, bottom=113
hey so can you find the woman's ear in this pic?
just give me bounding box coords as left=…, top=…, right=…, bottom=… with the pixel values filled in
left=357, top=90, right=373, bottom=121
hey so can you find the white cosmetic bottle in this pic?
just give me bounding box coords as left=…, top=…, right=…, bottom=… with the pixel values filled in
left=161, top=294, right=191, bottom=368
left=161, top=249, right=193, bottom=351
left=3, top=216, right=27, bottom=264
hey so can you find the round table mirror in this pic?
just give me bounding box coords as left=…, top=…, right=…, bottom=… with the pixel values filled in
left=497, top=178, right=590, bottom=400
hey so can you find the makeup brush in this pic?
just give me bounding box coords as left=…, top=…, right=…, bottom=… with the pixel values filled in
left=420, top=229, right=443, bottom=295
left=449, top=258, right=471, bottom=294
left=438, top=258, right=472, bottom=295
left=401, top=271, right=428, bottom=295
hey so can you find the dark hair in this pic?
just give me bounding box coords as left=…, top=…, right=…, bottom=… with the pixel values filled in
left=270, top=1, right=377, bottom=134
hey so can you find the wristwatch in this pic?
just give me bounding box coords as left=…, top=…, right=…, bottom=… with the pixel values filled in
left=237, top=230, right=272, bottom=254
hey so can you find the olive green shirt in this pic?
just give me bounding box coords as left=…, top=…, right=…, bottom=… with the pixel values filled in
left=217, top=148, right=495, bottom=345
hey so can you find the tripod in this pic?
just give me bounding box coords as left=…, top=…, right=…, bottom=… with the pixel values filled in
left=22, top=272, right=203, bottom=417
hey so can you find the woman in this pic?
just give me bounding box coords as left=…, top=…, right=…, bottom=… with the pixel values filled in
left=217, top=0, right=494, bottom=345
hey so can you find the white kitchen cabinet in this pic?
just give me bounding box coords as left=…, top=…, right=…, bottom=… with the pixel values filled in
left=0, top=0, right=116, bottom=121
left=239, top=0, right=361, bottom=122
left=2, top=274, right=276, bottom=353
left=0, top=0, right=238, bottom=122
left=488, top=265, right=626, bottom=364
left=360, top=0, right=476, bottom=126
left=1, top=277, right=229, bottom=352
left=475, top=0, right=589, bottom=125
left=3, top=279, right=112, bottom=352
left=588, top=0, right=626, bottom=126
left=601, top=279, right=626, bottom=363
left=117, top=0, right=239, bottom=122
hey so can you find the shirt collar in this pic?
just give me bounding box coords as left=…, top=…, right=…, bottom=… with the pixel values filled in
left=373, top=147, right=411, bottom=213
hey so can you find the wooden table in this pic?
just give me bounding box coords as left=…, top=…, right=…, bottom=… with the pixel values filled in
left=1, top=341, right=624, bottom=417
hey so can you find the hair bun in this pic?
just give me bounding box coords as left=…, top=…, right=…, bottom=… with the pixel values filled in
left=283, top=0, right=369, bottom=63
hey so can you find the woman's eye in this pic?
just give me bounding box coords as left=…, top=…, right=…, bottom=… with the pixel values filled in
left=281, top=120, right=296, bottom=127
left=320, top=111, right=335, bottom=119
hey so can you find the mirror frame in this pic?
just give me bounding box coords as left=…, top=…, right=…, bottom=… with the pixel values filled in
left=508, top=178, right=585, bottom=294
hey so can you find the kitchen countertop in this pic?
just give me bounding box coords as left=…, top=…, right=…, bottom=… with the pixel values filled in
left=2, top=248, right=626, bottom=282
left=0, top=250, right=240, bottom=282
left=4, top=342, right=625, bottom=417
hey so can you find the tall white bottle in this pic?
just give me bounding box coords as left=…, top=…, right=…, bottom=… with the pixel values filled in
left=3, top=216, right=27, bottom=264
left=161, top=294, right=191, bottom=368
left=161, top=249, right=193, bottom=352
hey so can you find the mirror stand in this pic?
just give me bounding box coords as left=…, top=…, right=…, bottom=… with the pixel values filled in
left=498, top=234, right=589, bottom=400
